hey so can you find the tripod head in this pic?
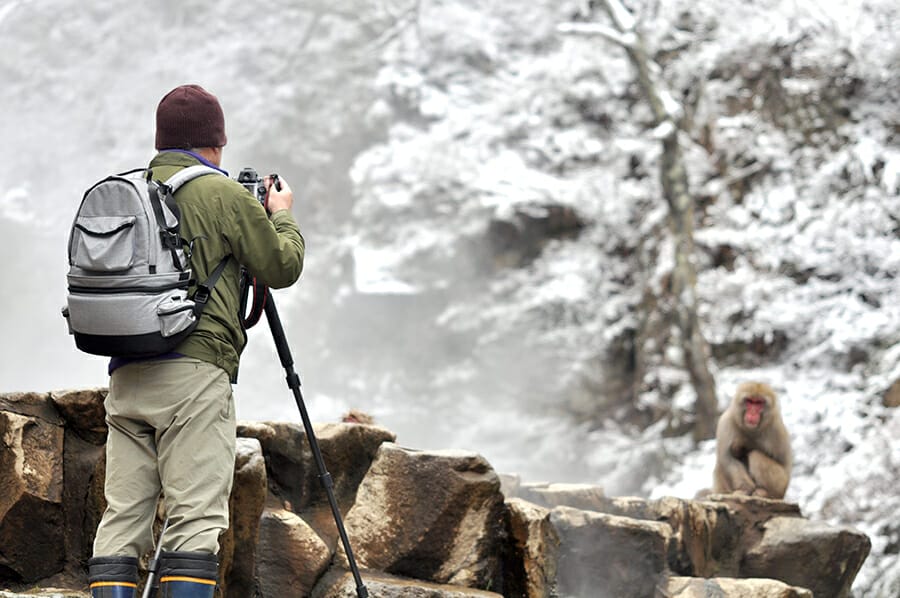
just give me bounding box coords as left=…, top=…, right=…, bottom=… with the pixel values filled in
left=236, top=167, right=280, bottom=210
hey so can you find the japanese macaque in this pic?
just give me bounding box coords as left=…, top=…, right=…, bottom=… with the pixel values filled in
left=341, top=409, right=375, bottom=425
left=712, top=382, right=792, bottom=499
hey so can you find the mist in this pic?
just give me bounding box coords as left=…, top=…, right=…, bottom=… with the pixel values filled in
left=0, top=0, right=608, bottom=484
left=0, top=1, right=382, bottom=407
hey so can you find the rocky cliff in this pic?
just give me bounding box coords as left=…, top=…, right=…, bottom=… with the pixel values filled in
left=0, top=390, right=870, bottom=597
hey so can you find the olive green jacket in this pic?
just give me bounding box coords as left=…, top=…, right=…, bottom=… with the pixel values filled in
left=150, top=151, right=305, bottom=381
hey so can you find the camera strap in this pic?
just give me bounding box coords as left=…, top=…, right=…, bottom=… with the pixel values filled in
left=239, top=270, right=267, bottom=330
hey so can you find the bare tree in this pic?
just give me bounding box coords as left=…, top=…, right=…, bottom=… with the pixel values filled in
left=559, top=0, right=718, bottom=441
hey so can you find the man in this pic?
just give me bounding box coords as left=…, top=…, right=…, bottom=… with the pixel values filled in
left=87, top=84, right=305, bottom=598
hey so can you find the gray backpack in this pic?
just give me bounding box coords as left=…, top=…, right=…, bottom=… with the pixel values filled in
left=62, top=165, right=229, bottom=357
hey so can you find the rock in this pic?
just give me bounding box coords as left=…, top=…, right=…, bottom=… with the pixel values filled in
left=340, top=444, right=505, bottom=590
left=515, top=482, right=605, bottom=511
left=311, top=569, right=503, bottom=598
left=2, top=391, right=104, bottom=587
left=742, top=516, right=871, bottom=598
left=49, top=389, right=107, bottom=445
left=883, top=377, right=900, bottom=408
left=0, top=391, right=875, bottom=597
left=236, top=421, right=304, bottom=507
left=60, top=430, right=106, bottom=571
left=576, top=495, right=741, bottom=576
left=630, top=494, right=806, bottom=578
left=0, top=392, right=63, bottom=426
left=600, top=495, right=754, bottom=577
left=504, top=498, right=559, bottom=598
left=0, top=403, right=65, bottom=582
left=256, top=508, right=332, bottom=598
left=303, top=423, right=398, bottom=518
left=699, top=494, right=803, bottom=518
left=667, top=576, right=813, bottom=597
left=237, top=421, right=395, bottom=542
left=218, top=438, right=267, bottom=598
left=652, top=496, right=741, bottom=577
left=551, top=505, right=672, bottom=598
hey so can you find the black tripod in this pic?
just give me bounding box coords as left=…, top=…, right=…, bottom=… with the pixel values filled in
left=260, top=293, right=369, bottom=598
left=265, top=293, right=369, bottom=598
left=236, top=169, right=367, bottom=596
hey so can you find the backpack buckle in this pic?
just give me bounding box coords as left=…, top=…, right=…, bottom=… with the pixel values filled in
left=194, top=285, right=211, bottom=305
left=160, top=229, right=181, bottom=250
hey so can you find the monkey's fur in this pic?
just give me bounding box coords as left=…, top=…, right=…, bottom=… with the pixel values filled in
left=712, top=382, right=792, bottom=499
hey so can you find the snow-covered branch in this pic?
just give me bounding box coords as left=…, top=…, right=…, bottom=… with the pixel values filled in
left=604, top=0, right=636, bottom=32
left=658, top=89, right=684, bottom=122
left=556, top=22, right=637, bottom=49
left=559, top=0, right=683, bottom=128
left=651, top=120, right=677, bottom=140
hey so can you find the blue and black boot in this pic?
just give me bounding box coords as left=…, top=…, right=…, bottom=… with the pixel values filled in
left=88, top=556, right=139, bottom=597
left=158, top=551, right=218, bottom=598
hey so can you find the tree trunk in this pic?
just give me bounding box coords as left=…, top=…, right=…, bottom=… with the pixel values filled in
left=660, top=135, right=718, bottom=441
left=563, top=0, right=719, bottom=440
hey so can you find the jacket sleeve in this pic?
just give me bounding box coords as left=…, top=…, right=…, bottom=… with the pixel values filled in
left=223, top=190, right=305, bottom=289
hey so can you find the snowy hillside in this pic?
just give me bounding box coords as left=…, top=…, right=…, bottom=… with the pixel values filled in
left=337, top=1, right=900, bottom=594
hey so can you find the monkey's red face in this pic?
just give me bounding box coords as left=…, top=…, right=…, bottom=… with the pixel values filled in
left=743, top=396, right=767, bottom=427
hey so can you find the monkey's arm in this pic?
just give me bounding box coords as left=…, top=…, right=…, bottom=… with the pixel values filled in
left=713, top=439, right=756, bottom=494
left=747, top=450, right=790, bottom=499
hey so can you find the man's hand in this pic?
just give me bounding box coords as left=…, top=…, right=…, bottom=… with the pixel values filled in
left=266, top=176, right=294, bottom=214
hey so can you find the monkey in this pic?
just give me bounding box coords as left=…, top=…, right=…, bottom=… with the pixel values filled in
left=712, top=381, right=792, bottom=499
left=341, top=409, right=375, bottom=425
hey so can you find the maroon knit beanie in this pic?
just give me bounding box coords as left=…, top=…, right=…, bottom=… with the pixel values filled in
left=155, top=84, right=227, bottom=150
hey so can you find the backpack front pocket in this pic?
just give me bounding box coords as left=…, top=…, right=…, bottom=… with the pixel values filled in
left=71, top=215, right=137, bottom=272
left=157, top=294, right=198, bottom=338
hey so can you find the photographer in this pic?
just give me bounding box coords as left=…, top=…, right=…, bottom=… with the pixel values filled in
left=87, top=84, right=304, bottom=598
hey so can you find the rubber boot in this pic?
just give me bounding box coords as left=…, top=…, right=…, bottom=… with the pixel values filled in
left=158, top=551, right=218, bottom=598
left=88, top=556, right=139, bottom=598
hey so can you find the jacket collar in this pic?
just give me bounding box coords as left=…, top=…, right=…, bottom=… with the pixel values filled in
left=151, top=149, right=229, bottom=176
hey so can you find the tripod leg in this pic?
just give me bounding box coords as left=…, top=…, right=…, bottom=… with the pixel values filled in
left=263, top=298, right=369, bottom=598
left=141, top=518, right=169, bottom=598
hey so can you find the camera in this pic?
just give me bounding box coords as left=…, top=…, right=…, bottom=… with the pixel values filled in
left=236, top=167, right=279, bottom=206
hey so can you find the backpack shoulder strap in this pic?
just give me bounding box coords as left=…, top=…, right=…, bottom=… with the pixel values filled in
left=192, top=255, right=232, bottom=316
left=147, top=166, right=226, bottom=265
left=162, top=164, right=225, bottom=193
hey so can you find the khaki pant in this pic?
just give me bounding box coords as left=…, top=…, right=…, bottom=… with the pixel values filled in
left=93, top=357, right=236, bottom=558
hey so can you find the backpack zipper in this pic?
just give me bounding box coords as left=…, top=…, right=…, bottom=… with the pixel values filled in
left=68, top=280, right=191, bottom=295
